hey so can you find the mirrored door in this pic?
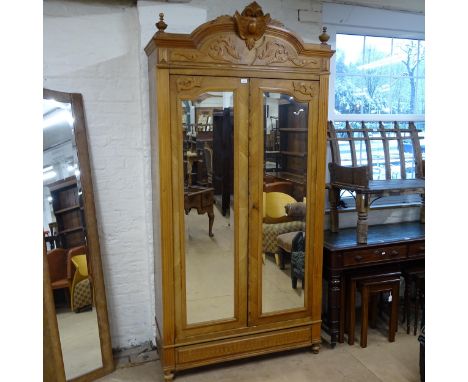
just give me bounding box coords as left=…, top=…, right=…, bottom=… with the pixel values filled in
left=171, top=76, right=249, bottom=337
left=248, top=78, right=320, bottom=325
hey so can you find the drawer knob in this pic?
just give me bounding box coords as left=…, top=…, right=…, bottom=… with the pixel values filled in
left=374, top=250, right=387, bottom=256
left=355, top=255, right=363, bottom=262
left=391, top=250, right=399, bottom=256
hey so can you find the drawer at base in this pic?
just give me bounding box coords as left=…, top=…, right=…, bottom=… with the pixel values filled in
left=408, top=242, right=425, bottom=257
left=343, top=245, right=407, bottom=267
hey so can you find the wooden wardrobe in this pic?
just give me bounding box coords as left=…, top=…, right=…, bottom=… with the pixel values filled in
left=145, top=3, right=334, bottom=380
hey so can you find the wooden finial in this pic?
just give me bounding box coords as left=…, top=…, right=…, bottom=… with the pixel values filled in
left=156, top=12, right=167, bottom=33
left=319, top=26, right=330, bottom=45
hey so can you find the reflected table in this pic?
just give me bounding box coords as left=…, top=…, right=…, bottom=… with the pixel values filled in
left=184, top=186, right=215, bottom=237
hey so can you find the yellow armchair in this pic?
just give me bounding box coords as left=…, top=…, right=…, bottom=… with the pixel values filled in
left=70, top=254, right=93, bottom=312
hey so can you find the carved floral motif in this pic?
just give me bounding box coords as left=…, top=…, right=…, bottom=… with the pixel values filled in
left=293, top=81, right=318, bottom=98
left=254, top=40, right=318, bottom=67
left=207, top=37, right=241, bottom=63
left=233, top=1, right=271, bottom=50
left=176, top=77, right=202, bottom=92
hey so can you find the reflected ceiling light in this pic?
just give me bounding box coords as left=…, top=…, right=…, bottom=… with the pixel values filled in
left=47, top=196, right=53, bottom=202
left=293, top=108, right=304, bottom=116
left=43, top=165, right=53, bottom=173
left=75, top=169, right=81, bottom=177
left=43, top=171, right=57, bottom=181
left=43, top=109, right=75, bottom=129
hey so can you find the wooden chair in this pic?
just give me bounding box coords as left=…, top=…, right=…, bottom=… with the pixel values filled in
left=402, top=266, right=425, bottom=335
left=347, top=272, right=400, bottom=348
left=47, top=248, right=71, bottom=308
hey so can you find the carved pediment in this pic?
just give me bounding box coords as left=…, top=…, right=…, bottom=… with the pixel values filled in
left=148, top=1, right=334, bottom=72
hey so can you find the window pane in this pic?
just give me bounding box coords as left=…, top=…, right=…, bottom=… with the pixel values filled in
left=417, top=41, right=425, bottom=77
left=336, top=34, right=364, bottom=75
left=390, top=78, right=412, bottom=114
left=362, top=36, right=393, bottom=76
left=416, top=79, right=425, bottom=114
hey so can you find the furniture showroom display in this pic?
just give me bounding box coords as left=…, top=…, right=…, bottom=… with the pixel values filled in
left=145, top=2, right=334, bottom=380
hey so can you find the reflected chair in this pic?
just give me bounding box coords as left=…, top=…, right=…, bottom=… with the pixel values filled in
left=262, top=192, right=305, bottom=266
left=47, top=248, right=71, bottom=308
left=290, top=231, right=305, bottom=289
left=70, top=254, right=93, bottom=312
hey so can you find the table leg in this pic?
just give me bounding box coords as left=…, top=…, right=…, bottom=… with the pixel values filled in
left=356, top=193, right=369, bottom=244
left=328, top=270, right=342, bottom=348
left=207, top=206, right=214, bottom=237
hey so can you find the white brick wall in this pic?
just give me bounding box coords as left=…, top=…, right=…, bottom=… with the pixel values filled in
left=43, top=0, right=425, bottom=350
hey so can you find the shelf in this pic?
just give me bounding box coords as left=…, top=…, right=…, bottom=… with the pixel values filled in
left=54, top=204, right=81, bottom=214
left=59, top=226, right=84, bottom=235
left=279, top=128, right=308, bottom=132
left=280, top=151, right=307, bottom=158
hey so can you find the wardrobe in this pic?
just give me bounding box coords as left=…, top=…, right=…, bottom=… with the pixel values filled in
left=145, top=3, right=334, bottom=380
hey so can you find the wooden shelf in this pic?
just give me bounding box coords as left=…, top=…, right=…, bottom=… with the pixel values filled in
left=59, top=226, right=84, bottom=235
left=280, top=151, right=307, bottom=158
left=279, top=128, right=307, bottom=132
left=54, top=204, right=81, bottom=214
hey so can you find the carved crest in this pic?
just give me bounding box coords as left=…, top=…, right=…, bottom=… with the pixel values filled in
left=254, top=40, right=318, bottom=67
left=233, top=2, right=271, bottom=50
left=176, top=77, right=202, bottom=92
left=208, top=37, right=241, bottom=63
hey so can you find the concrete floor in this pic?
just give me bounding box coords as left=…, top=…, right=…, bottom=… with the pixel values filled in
left=98, top=323, right=421, bottom=382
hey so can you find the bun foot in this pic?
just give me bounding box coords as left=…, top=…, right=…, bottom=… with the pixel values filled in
left=312, top=343, right=320, bottom=354
left=164, top=370, right=175, bottom=381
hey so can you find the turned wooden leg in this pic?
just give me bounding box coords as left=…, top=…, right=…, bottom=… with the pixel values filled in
left=348, top=279, right=356, bottom=345
left=329, top=187, right=340, bottom=233
left=389, top=284, right=399, bottom=342
left=402, top=275, right=408, bottom=325
left=356, top=193, right=369, bottom=244
left=329, top=271, right=342, bottom=347
left=164, top=370, right=175, bottom=381
left=420, top=193, right=425, bottom=224
left=278, top=248, right=286, bottom=270
left=339, top=274, right=346, bottom=343
left=207, top=207, right=214, bottom=237
left=291, top=275, right=298, bottom=289
left=312, top=343, right=320, bottom=354
left=360, top=285, right=369, bottom=348
left=407, top=277, right=412, bottom=335
left=414, top=279, right=421, bottom=336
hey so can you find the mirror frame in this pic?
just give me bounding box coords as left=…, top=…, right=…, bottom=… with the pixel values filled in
left=43, top=88, right=114, bottom=381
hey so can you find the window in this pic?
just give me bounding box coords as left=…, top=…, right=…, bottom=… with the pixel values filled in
left=334, top=34, right=425, bottom=117
left=330, top=34, right=425, bottom=206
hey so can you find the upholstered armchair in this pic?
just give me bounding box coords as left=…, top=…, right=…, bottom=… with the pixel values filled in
left=262, top=190, right=306, bottom=266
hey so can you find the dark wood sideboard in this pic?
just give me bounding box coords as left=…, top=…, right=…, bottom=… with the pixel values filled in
left=322, top=221, right=425, bottom=347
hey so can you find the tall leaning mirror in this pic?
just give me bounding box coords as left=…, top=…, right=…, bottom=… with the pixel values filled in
left=43, top=88, right=114, bottom=381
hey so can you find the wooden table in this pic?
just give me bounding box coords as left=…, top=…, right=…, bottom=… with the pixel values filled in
left=322, top=221, right=425, bottom=347
left=184, top=186, right=215, bottom=237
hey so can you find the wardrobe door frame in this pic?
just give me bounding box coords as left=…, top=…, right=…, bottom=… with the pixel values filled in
left=170, top=75, right=249, bottom=340
left=248, top=78, right=322, bottom=326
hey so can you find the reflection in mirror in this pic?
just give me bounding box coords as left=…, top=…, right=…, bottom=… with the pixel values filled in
left=182, top=92, right=235, bottom=324
left=262, top=92, right=308, bottom=314
left=43, top=98, right=102, bottom=379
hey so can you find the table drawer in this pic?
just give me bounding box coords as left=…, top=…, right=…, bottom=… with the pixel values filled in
left=408, top=242, right=425, bottom=257
left=342, top=245, right=407, bottom=267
